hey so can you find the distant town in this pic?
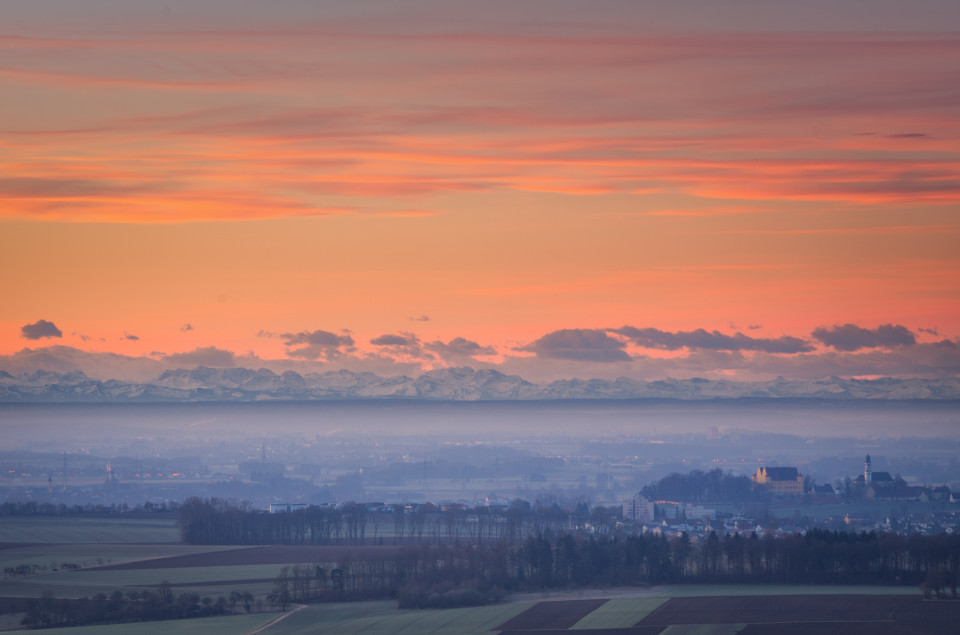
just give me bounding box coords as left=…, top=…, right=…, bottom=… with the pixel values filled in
left=4, top=437, right=959, bottom=541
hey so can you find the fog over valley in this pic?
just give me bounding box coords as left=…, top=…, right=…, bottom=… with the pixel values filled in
left=2, top=400, right=958, bottom=510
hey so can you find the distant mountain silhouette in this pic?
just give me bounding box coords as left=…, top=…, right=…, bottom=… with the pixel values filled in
left=1, top=366, right=957, bottom=402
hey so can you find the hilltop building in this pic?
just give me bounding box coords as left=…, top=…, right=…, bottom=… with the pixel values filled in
left=752, top=466, right=804, bottom=494
left=854, top=455, right=894, bottom=488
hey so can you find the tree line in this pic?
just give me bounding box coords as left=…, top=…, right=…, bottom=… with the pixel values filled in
left=19, top=584, right=256, bottom=630
left=640, top=468, right=757, bottom=502
left=251, top=529, right=960, bottom=610
left=177, top=497, right=960, bottom=598
left=177, top=497, right=621, bottom=546
left=0, top=501, right=178, bottom=516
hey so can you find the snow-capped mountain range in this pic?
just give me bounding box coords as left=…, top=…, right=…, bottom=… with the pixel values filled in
left=1, top=367, right=957, bottom=402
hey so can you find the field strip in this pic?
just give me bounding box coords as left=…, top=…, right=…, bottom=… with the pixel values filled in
left=497, top=599, right=609, bottom=631
left=132, top=577, right=276, bottom=587
left=0, top=543, right=249, bottom=570
left=253, top=600, right=534, bottom=634
left=746, top=620, right=896, bottom=624
left=0, top=517, right=180, bottom=544
left=571, top=598, right=668, bottom=629
left=638, top=595, right=918, bottom=627
left=91, top=545, right=266, bottom=570
left=31, top=563, right=292, bottom=587
left=661, top=625, right=746, bottom=635
left=16, top=612, right=283, bottom=635
left=250, top=604, right=307, bottom=635
left=649, top=585, right=921, bottom=597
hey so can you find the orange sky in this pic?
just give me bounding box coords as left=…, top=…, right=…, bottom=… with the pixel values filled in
left=2, top=1, right=959, bottom=381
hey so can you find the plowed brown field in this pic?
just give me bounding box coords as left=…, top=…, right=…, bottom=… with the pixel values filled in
left=496, top=599, right=609, bottom=630
left=637, top=594, right=914, bottom=625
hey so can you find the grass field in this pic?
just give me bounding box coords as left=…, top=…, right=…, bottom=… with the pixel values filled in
left=649, top=584, right=921, bottom=597
left=257, top=600, right=534, bottom=635
left=0, top=543, right=245, bottom=571
left=660, top=626, right=746, bottom=635
left=17, top=612, right=279, bottom=635
left=1, top=563, right=288, bottom=596
left=0, top=516, right=179, bottom=543
left=571, top=598, right=668, bottom=629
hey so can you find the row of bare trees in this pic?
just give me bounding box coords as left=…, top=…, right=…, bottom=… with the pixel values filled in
left=257, top=530, right=960, bottom=609
left=178, top=498, right=598, bottom=546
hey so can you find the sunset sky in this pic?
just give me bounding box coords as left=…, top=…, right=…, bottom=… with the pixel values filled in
left=2, top=1, right=959, bottom=382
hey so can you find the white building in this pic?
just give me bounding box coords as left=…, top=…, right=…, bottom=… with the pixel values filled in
left=268, top=503, right=307, bottom=513
left=622, top=496, right=655, bottom=522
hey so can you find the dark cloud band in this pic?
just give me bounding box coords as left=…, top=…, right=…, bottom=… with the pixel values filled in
left=812, top=323, right=916, bottom=351
left=613, top=326, right=813, bottom=354
left=21, top=319, right=62, bottom=340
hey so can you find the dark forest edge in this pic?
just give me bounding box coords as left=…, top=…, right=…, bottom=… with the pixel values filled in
left=18, top=586, right=257, bottom=630
left=178, top=498, right=960, bottom=607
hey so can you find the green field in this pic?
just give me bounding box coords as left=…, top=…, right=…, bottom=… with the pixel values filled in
left=250, top=586, right=926, bottom=634
left=660, top=626, right=746, bottom=635
left=648, top=584, right=920, bottom=597
left=0, top=563, right=290, bottom=600
left=571, top=598, right=668, bottom=629
left=0, top=516, right=179, bottom=543
left=257, top=600, right=534, bottom=635
left=0, top=543, right=244, bottom=571
left=19, top=612, right=279, bottom=635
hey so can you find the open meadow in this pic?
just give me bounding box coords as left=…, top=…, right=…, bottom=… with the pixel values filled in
left=0, top=515, right=180, bottom=544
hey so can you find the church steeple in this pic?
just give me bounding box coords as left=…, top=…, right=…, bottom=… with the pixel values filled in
left=865, top=454, right=872, bottom=485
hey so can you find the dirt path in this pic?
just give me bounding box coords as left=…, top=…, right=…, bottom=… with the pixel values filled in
left=248, top=604, right=307, bottom=635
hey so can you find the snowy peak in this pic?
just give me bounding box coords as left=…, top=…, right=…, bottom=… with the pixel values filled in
left=0, top=367, right=957, bottom=402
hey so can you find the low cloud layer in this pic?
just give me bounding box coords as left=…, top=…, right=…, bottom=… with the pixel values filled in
left=614, top=326, right=813, bottom=354
left=425, top=337, right=497, bottom=361
left=369, top=332, right=498, bottom=364
left=371, top=333, right=417, bottom=347
left=163, top=346, right=237, bottom=367
left=812, top=323, right=917, bottom=351
left=281, top=329, right=355, bottom=360
left=2, top=321, right=956, bottom=385
left=21, top=320, right=62, bottom=340
left=517, top=329, right=631, bottom=362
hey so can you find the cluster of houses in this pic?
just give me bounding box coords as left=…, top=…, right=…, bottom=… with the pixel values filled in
left=619, top=455, right=960, bottom=539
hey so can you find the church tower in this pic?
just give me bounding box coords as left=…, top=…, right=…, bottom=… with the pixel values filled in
left=864, top=455, right=872, bottom=485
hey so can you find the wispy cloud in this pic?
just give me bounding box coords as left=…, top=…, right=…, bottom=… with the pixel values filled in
left=2, top=24, right=958, bottom=223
